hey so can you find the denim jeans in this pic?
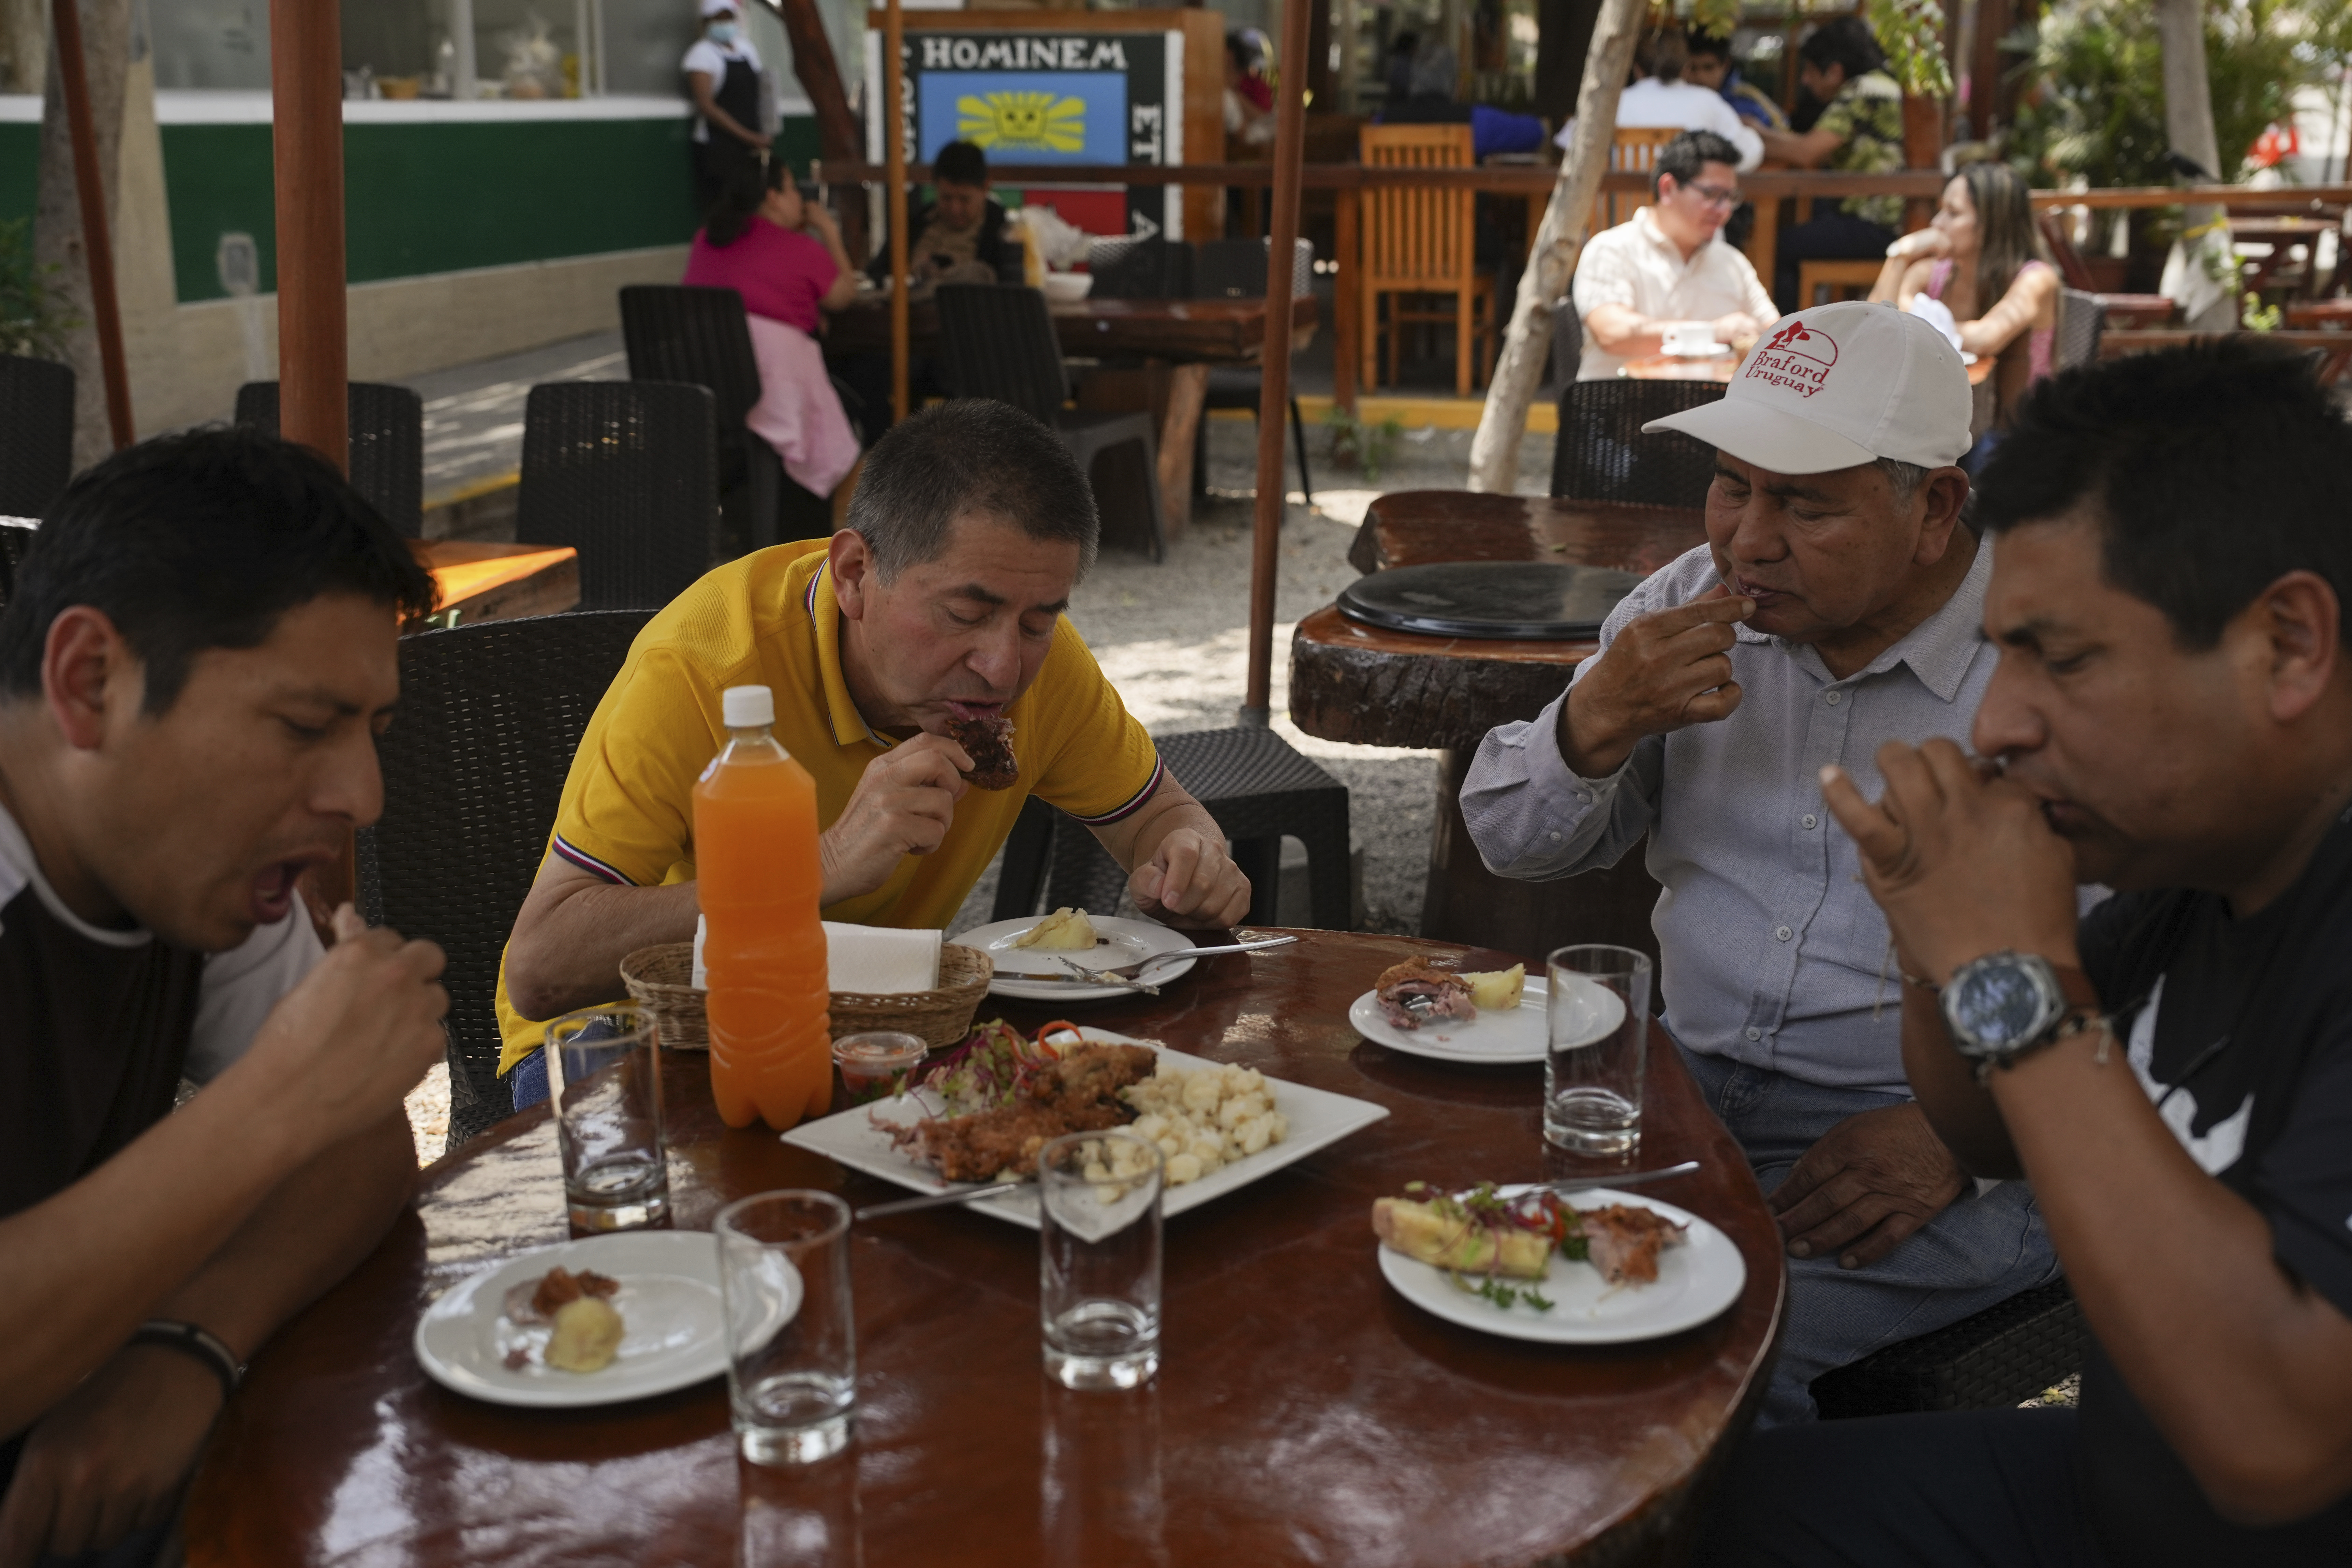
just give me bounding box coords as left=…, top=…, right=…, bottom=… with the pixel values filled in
left=1677, top=1044, right=2062, bottom=1425
left=509, top=1047, right=549, bottom=1112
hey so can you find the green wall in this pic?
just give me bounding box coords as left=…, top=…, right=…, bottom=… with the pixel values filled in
left=160, top=112, right=820, bottom=302
left=1, top=124, right=35, bottom=226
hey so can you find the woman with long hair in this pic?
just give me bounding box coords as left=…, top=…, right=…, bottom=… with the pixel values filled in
left=1870, top=160, right=2060, bottom=456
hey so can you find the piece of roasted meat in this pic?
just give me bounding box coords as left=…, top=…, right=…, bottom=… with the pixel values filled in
left=899, top=1041, right=1157, bottom=1181
left=945, top=712, right=1019, bottom=790
left=1374, top=957, right=1478, bottom=1031
left=502, top=1265, right=621, bottom=1327
left=1579, top=1203, right=1687, bottom=1286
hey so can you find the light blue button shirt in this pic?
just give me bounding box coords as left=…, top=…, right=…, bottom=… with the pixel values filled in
left=1460, top=541, right=1996, bottom=1096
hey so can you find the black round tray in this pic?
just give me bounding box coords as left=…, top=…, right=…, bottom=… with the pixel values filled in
left=1336, top=561, right=1646, bottom=640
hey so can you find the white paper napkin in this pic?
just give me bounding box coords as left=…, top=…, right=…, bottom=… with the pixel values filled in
left=690, top=917, right=942, bottom=993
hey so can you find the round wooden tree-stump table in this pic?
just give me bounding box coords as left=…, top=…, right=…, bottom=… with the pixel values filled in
left=183, top=931, right=1783, bottom=1567
left=1297, top=491, right=1712, bottom=961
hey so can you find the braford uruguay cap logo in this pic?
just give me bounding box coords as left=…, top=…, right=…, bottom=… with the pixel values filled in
left=1640, top=300, right=1970, bottom=475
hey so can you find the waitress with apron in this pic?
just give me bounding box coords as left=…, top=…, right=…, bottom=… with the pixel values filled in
left=684, top=0, right=769, bottom=216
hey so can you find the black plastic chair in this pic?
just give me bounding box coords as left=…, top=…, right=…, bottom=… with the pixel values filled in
left=1550, top=379, right=1726, bottom=509
left=357, top=609, right=657, bottom=1154
left=2055, top=287, right=2106, bottom=373
left=0, top=355, right=73, bottom=521
left=1089, top=237, right=1194, bottom=301
left=516, top=381, right=720, bottom=612
left=1193, top=238, right=1315, bottom=505
left=235, top=381, right=425, bottom=538
left=933, top=283, right=1166, bottom=560
left=1813, top=1278, right=2086, bottom=1418
left=992, top=727, right=1351, bottom=930
left=620, top=284, right=835, bottom=552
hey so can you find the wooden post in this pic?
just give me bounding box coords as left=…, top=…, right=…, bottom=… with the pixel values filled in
left=1241, top=0, right=1313, bottom=725
left=1333, top=184, right=1357, bottom=414
left=883, top=0, right=909, bottom=423
left=48, top=0, right=132, bottom=450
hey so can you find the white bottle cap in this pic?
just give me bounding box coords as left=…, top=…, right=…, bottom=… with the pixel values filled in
left=722, top=685, right=774, bottom=728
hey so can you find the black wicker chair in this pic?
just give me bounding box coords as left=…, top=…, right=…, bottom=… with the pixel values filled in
left=2055, top=287, right=2106, bottom=373
left=0, top=519, right=36, bottom=609
left=357, top=610, right=656, bottom=1153
left=1813, top=1278, right=2087, bottom=1418
left=934, top=283, right=1166, bottom=560
left=0, top=355, right=74, bottom=521
left=1193, top=238, right=1315, bottom=505
left=992, top=727, right=1351, bottom=930
left=516, top=381, right=720, bottom=612
left=1090, top=237, right=1194, bottom=301
left=235, top=381, right=425, bottom=537
left=1551, top=379, right=1725, bottom=509
left=619, top=284, right=837, bottom=552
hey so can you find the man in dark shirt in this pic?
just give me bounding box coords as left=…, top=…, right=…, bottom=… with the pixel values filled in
left=1699, top=339, right=2352, bottom=1565
left=0, top=430, right=449, bottom=1562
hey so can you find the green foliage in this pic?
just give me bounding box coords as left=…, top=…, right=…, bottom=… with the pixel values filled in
left=1869, top=0, right=1956, bottom=98
left=2006, top=0, right=2349, bottom=190
left=0, top=219, right=79, bottom=362
left=1324, top=406, right=1404, bottom=485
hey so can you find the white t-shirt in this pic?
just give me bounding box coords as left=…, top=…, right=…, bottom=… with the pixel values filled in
left=1556, top=78, right=1764, bottom=172
left=1569, top=206, right=1779, bottom=380
left=682, top=36, right=763, bottom=144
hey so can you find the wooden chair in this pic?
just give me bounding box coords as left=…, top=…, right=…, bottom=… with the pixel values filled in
left=1796, top=259, right=1881, bottom=308
left=1359, top=124, right=1497, bottom=396
left=1589, top=125, right=1681, bottom=235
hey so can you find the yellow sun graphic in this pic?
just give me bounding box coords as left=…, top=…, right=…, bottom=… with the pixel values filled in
left=956, top=91, right=1086, bottom=153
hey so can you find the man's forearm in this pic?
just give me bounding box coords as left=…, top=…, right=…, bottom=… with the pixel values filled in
left=506, top=876, right=700, bottom=1021
left=1898, top=987, right=2021, bottom=1177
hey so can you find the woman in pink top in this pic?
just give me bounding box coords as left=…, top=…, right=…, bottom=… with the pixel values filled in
left=1870, top=161, right=2059, bottom=460
left=683, top=160, right=862, bottom=500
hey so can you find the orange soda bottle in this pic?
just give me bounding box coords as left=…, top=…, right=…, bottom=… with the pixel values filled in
left=693, top=685, right=832, bottom=1130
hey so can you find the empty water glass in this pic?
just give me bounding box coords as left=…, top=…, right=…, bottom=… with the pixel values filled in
left=545, top=1003, right=669, bottom=1231
left=1038, top=1131, right=1163, bottom=1391
left=1545, top=945, right=1655, bottom=1157
left=717, top=1190, right=857, bottom=1465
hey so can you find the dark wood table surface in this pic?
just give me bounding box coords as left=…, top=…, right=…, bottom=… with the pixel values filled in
left=411, top=539, right=581, bottom=630
left=824, top=292, right=1317, bottom=363
left=1296, top=493, right=1710, bottom=961
left=183, top=930, right=1782, bottom=1568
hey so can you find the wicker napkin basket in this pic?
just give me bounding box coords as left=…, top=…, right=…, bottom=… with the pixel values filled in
left=620, top=941, right=994, bottom=1052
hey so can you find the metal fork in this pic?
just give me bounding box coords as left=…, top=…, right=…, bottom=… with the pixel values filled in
left=1045, top=934, right=1299, bottom=987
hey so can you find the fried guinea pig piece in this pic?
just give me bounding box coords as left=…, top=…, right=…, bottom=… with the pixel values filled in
left=946, top=713, right=1019, bottom=790
left=1373, top=958, right=1477, bottom=1031
left=1579, top=1204, right=1687, bottom=1286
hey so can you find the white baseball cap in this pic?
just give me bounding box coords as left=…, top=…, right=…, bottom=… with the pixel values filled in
left=700, top=0, right=738, bottom=16
left=1642, top=301, right=1971, bottom=475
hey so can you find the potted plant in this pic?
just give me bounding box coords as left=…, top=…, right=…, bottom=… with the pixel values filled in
left=1869, top=0, right=1955, bottom=168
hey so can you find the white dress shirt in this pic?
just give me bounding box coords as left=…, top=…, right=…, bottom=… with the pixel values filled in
left=1569, top=207, right=1779, bottom=380
left=1556, top=77, right=1765, bottom=171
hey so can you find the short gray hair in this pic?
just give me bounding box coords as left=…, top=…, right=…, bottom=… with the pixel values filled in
left=1873, top=456, right=1929, bottom=505
left=845, top=400, right=1100, bottom=581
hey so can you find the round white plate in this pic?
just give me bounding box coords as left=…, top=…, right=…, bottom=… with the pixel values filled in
left=1349, top=976, right=1551, bottom=1064
left=415, top=1230, right=757, bottom=1407
left=1378, top=1187, right=1745, bottom=1344
left=961, top=914, right=1199, bottom=1002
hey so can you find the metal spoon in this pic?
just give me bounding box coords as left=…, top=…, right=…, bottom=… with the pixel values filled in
left=855, top=1181, right=1023, bottom=1221
left=1045, top=933, right=1299, bottom=985
left=1542, top=1160, right=1701, bottom=1195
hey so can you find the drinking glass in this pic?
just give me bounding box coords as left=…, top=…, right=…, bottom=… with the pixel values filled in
left=1544, top=944, right=1655, bottom=1156
left=544, top=1003, right=669, bottom=1231
left=1037, top=1131, right=1163, bottom=1391
left=717, top=1190, right=857, bottom=1465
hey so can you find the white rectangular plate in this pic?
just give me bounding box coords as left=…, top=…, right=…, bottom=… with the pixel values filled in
left=782, top=1029, right=1389, bottom=1230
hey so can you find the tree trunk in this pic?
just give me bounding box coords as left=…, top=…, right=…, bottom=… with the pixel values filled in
left=2153, top=0, right=2237, bottom=331
left=1, top=0, right=45, bottom=94
left=34, top=0, right=128, bottom=473
left=1466, top=0, right=1646, bottom=494
left=774, top=0, right=858, bottom=164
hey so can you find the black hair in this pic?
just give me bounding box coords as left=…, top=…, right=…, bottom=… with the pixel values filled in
left=1654, top=130, right=1744, bottom=195
left=1225, top=31, right=1260, bottom=71
left=933, top=140, right=988, bottom=189
left=846, top=400, right=1098, bottom=582
left=706, top=154, right=789, bottom=248
left=1799, top=16, right=1886, bottom=82
left=1973, top=340, right=2352, bottom=650
left=0, top=427, right=437, bottom=713
left=1685, top=28, right=1733, bottom=61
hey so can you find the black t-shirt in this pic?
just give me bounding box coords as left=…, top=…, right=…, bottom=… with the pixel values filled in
left=2075, top=804, right=2352, bottom=1564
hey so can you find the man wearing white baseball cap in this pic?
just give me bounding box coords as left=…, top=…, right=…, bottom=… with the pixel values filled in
left=1463, top=301, right=2059, bottom=1424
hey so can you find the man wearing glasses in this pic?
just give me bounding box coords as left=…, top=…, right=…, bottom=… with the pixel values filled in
left=1570, top=130, right=1777, bottom=382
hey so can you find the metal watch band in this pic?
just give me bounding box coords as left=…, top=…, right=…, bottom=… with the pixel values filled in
left=131, top=1319, right=246, bottom=1404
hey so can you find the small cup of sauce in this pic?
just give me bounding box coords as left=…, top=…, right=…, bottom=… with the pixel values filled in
left=832, top=1031, right=929, bottom=1106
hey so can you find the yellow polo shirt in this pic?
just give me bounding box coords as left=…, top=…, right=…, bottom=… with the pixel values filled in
left=492, top=540, right=1162, bottom=1072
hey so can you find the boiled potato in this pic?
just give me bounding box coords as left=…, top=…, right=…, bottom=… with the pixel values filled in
left=544, top=1296, right=624, bottom=1373
left=1014, top=907, right=1098, bottom=951
left=1463, top=963, right=1526, bottom=1011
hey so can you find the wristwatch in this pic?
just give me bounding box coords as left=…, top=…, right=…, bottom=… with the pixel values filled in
left=1939, top=951, right=2103, bottom=1083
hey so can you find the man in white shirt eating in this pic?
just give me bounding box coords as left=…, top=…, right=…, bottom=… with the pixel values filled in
left=1570, top=131, right=1779, bottom=382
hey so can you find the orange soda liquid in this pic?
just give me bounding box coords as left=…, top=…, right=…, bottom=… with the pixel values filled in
left=693, top=704, right=832, bottom=1131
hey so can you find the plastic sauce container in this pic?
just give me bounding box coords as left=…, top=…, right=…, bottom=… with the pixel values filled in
left=832, top=1032, right=929, bottom=1106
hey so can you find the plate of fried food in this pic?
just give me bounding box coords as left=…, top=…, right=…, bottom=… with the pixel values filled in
left=1349, top=958, right=1571, bottom=1065
left=782, top=1021, right=1388, bottom=1229
left=960, top=908, right=1199, bottom=1002
left=1372, top=1182, right=1745, bottom=1343
left=414, top=1231, right=752, bottom=1407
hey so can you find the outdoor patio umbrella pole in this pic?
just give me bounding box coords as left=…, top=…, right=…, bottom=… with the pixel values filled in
left=48, top=0, right=133, bottom=450
left=883, top=0, right=909, bottom=422
left=1239, top=0, right=1313, bottom=727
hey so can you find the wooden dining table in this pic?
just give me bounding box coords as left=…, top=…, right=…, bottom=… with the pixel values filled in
left=1290, top=492, right=1710, bottom=961
left=412, top=539, right=579, bottom=630
left=183, top=929, right=1783, bottom=1567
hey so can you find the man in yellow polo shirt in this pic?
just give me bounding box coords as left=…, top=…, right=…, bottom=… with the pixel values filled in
left=494, top=400, right=1250, bottom=1102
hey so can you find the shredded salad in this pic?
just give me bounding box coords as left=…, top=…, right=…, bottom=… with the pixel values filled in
left=906, top=1018, right=1086, bottom=1116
